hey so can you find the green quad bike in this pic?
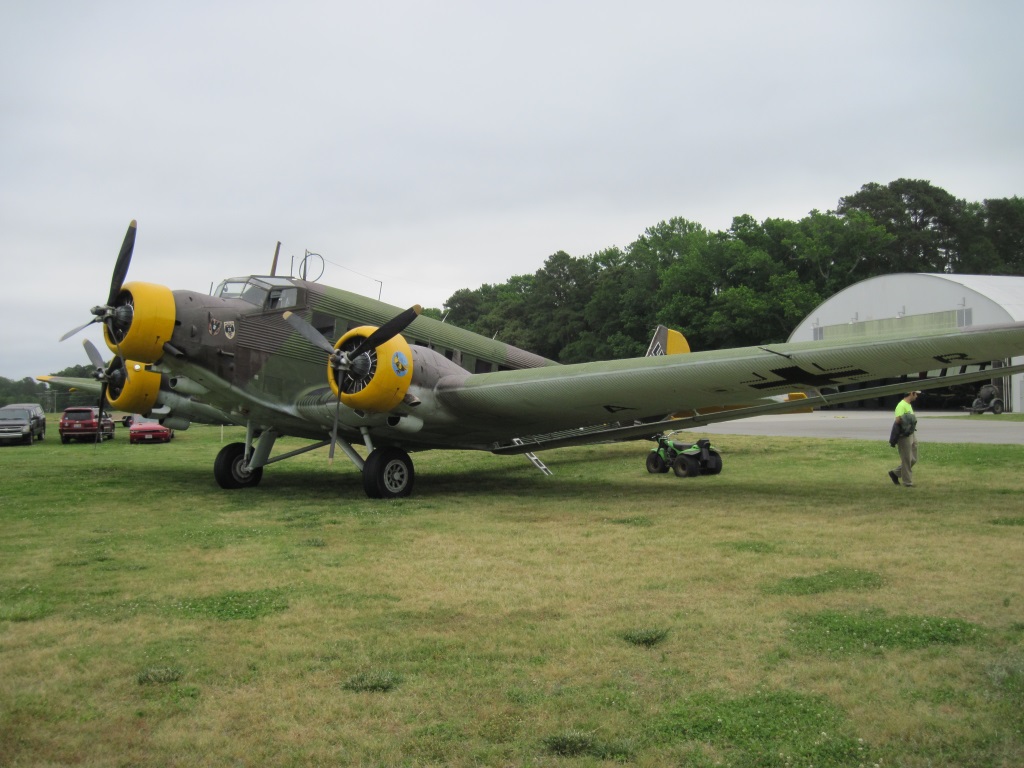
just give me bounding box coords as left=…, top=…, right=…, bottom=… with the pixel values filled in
left=646, top=433, right=723, bottom=478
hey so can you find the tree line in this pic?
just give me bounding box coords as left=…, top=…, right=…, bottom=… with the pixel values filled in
left=0, top=365, right=94, bottom=412
left=440, top=179, right=1024, bottom=362
left=6, top=178, right=1023, bottom=407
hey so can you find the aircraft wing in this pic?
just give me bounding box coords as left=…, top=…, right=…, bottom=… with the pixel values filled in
left=434, top=321, right=1024, bottom=447
left=36, top=375, right=101, bottom=394
left=492, top=362, right=1024, bottom=453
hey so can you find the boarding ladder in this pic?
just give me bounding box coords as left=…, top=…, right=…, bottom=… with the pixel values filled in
left=512, top=438, right=553, bottom=475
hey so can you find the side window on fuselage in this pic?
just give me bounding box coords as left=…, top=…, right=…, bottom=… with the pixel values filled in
left=267, top=287, right=298, bottom=310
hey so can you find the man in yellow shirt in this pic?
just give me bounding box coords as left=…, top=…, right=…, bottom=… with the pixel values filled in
left=888, top=391, right=920, bottom=487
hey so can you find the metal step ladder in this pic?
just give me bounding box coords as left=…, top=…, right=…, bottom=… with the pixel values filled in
left=512, top=438, right=553, bottom=475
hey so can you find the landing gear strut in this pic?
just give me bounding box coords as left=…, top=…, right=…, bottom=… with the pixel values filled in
left=211, top=424, right=415, bottom=499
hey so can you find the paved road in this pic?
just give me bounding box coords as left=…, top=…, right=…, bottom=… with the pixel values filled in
left=682, top=411, right=1024, bottom=445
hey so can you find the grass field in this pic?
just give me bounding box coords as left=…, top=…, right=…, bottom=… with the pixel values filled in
left=2, top=419, right=1023, bottom=766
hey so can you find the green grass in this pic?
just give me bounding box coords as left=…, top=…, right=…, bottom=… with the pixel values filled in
left=764, top=567, right=884, bottom=596
left=1, top=420, right=1024, bottom=765
left=937, top=412, right=1024, bottom=422
left=789, top=609, right=982, bottom=655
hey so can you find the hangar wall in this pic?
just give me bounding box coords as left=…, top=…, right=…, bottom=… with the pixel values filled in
left=788, top=274, right=1024, bottom=412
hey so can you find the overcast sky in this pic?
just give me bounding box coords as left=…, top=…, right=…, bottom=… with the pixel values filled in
left=2, top=1, right=1022, bottom=381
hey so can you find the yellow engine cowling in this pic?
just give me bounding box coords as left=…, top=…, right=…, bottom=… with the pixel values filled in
left=329, top=326, right=414, bottom=413
left=105, top=360, right=162, bottom=414
left=103, top=281, right=176, bottom=364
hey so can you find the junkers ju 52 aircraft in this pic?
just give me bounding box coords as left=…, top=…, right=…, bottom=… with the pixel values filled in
left=43, top=221, right=1024, bottom=498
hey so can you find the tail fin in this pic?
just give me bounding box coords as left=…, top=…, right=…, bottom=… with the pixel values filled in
left=646, top=325, right=691, bottom=357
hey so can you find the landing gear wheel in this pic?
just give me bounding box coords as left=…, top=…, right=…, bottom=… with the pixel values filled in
left=646, top=453, right=669, bottom=474
left=673, top=454, right=702, bottom=478
left=362, top=447, right=414, bottom=499
left=214, top=442, right=264, bottom=489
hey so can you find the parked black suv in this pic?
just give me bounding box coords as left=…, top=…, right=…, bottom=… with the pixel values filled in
left=0, top=403, right=47, bottom=445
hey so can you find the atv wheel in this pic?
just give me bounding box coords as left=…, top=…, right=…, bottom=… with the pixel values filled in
left=704, top=451, right=723, bottom=475
left=646, top=453, right=668, bottom=474
left=673, top=454, right=702, bottom=478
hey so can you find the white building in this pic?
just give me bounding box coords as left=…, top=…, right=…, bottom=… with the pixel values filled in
left=788, top=274, right=1024, bottom=412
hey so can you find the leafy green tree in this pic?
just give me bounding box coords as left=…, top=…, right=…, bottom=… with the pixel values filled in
left=977, top=196, right=1024, bottom=274
left=0, top=376, right=47, bottom=407
left=439, top=180, right=1024, bottom=361
left=779, top=209, right=895, bottom=294
left=524, top=251, right=600, bottom=360
left=838, top=179, right=965, bottom=273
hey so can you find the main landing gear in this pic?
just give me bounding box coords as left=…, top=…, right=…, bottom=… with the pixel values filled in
left=213, top=442, right=264, bottom=489
left=212, top=426, right=415, bottom=499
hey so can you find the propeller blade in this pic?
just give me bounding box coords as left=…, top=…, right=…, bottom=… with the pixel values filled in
left=285, top=304, right=420, bottom=465
left=107, top=220, right=137, bottom=307
left=83, top=338, right=107, bottom=372
left=61, top=219, right=137, bottom=343
left=350, top=305, right=421, bottom=358
left=282, top=311, right=337, bottom=356
left=60, top=317, right=99, bottom=342
left=328, top=389, right=342, bottom=464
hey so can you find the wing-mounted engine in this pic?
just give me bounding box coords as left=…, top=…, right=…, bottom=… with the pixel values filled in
left=330, top=325, right=414, bottom=412
left=102, top=281, right=176, bottom=364
left=104, top=357, right=162, bottom=414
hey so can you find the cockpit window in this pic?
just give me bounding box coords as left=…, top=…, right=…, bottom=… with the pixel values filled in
left=216, top=279, right=250, bottom=300
left=268, top=287, right=298, bottom=309
left=215, top=277, right=300, bottom=310
left=240, top=283, right=269, bottom=306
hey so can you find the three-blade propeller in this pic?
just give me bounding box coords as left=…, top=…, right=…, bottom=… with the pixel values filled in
left=283, top=304, right=421, bottom=460
left=59, top=220, right=139, bottom=428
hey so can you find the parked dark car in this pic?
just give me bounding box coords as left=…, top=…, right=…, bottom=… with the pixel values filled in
left=59, top=406, right=115, bottom=443
left=128, top=416, right=174, bottom=444
left=0, top=403, right=47, bottom=445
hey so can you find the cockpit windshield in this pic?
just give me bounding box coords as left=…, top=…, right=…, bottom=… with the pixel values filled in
left=214, top=277, right=300, bottom=310
left=216, top=279, right=250, bottom=300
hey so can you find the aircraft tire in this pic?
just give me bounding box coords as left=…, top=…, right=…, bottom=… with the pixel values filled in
left=214, top=441, right=264, bottom=489
left=646, top=453, right=667, bottom=474
left=673, top=454, right=701, bottom=478
left=362, top=447, right=414, bottom=499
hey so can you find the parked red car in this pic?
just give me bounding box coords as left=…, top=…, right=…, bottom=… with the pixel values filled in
left=59, top=406, right=115, bottom=443
left=128, top=416, right=174, bottom=444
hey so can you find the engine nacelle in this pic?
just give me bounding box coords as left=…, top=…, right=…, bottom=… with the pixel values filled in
left=105, top=360, right=162, bottom=414
left=330, top=326, right=414, bottom=413
left=103, top=281, right=176, bottom=364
